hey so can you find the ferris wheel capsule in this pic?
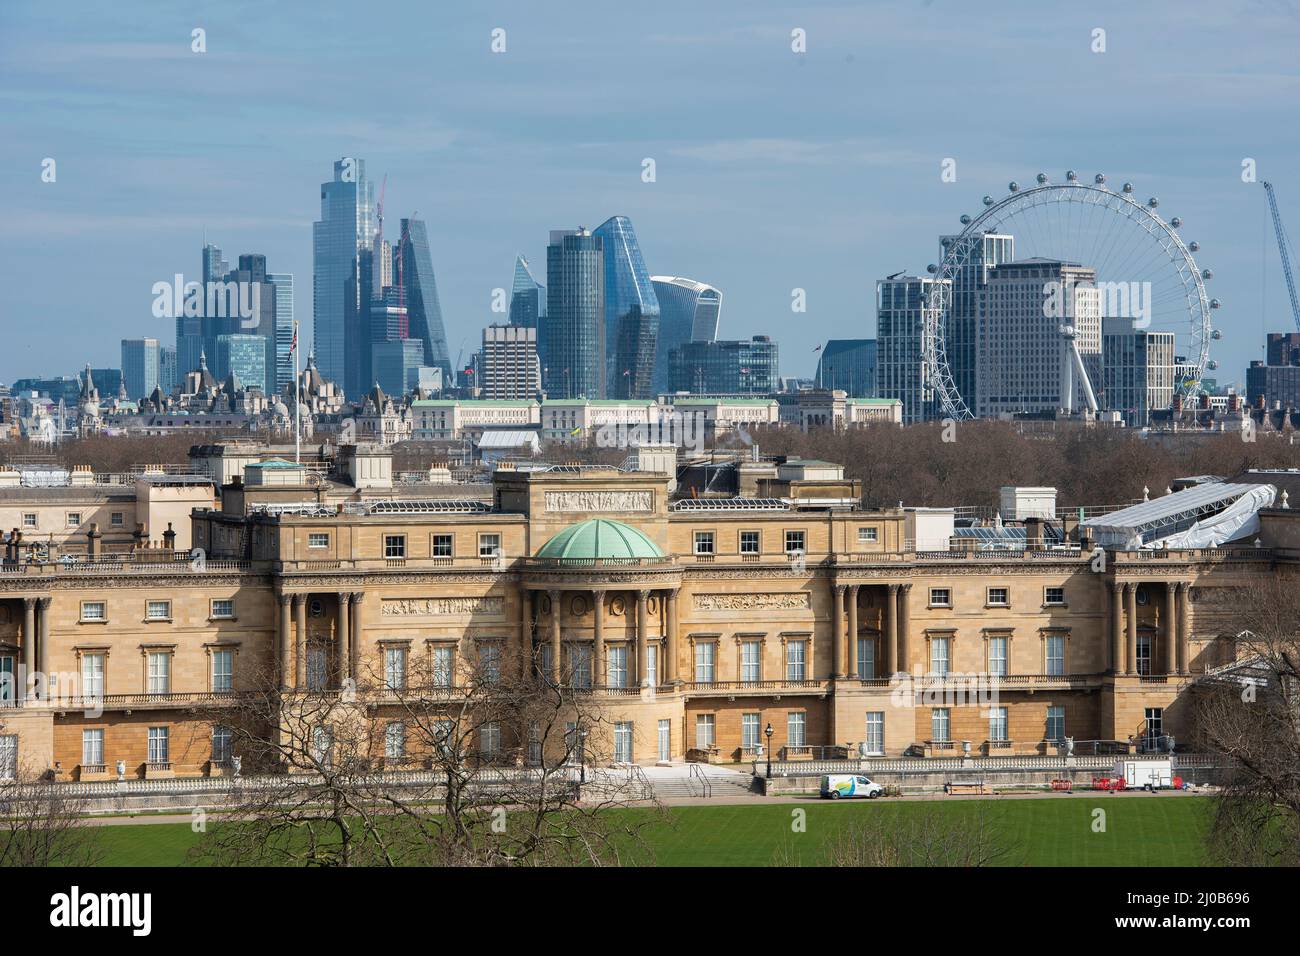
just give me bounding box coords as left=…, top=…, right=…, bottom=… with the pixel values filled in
left=1036, top=173, right=1048, bottom=184
left=1122, top=182, right=1134, bottom=193
left=927, top=263, right=938, bottom=274
left=1066, top=170, right=1078, bottom=182
left=1148, top=197, right=1159, bottom=208
left=1170, top=217, right=1182, bottom=228
left=1009, top=181, right=1019, bottom=192
left=960, top=214, right=971, bottom=225
left=1094, top=173, right=1106, bottom=184
left=1202, top=269, right=1213, bottom=280
left=983, top=195, right=994, bottom=206
left=1211, top=329, right=1223, bottom=340
left=1189, top=241, right=1200, bottom=252
left=1207, top=360, right=1219, bottom=371
left=1210, top=298, right=1221, bottom=309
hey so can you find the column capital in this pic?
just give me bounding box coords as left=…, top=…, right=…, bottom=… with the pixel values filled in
left=278, top=592, right=293, bottom=607
left=22, top=596, right=36, bottom=609
left=338, top=591, right=353, bottom=607
left=900, top=583, right=912, bottom=594
left=591, top=587, right=606, bottom=600
left=636, top=588, right=651, bottom=602
left=350, top=591, right=366, bottom=604
left=1110, top=580, right=1123, bottom=593
left=1176, top=581, right=1191, bottom=594
left=35, top=596, right=51, bottom=609
left=887, top=582, right=900, bottom=594
left=833, top=583, right=847, bottom=595
left=291, top=592, right=307, bottom=607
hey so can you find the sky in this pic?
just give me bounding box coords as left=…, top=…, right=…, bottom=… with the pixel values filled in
left=2, top=0, right=1299, bottom=391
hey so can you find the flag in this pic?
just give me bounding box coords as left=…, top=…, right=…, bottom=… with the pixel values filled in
left=622, top=369, right=630, bottom=377
left=289, top=321, right=299, bottom=355
left=570, top=426, right=581, bottom=436
left=813, top=344, right=823, bottom=352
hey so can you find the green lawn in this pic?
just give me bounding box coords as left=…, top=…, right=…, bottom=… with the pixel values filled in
left=87, top=796, right=1213, bottom=867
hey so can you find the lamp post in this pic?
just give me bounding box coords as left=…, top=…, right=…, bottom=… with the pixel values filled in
left=764, top=722, right=774, bottom=779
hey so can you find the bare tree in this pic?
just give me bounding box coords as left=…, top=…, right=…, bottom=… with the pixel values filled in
left=1193, top=576, right=1300, bottom=866
left=192, top=651, right=662, bottom=867
left=0, top=759, right=102, bottom=868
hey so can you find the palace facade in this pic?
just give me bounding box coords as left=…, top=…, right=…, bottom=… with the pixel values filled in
left=0, top=456, right=1288, bottom=779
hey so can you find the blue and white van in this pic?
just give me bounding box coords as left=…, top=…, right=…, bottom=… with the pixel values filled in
left=820, top=774, right=884, bottom=799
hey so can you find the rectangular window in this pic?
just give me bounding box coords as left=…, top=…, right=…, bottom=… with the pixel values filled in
left=528, top=722, right=543, bottom=766
left=110, top=512, right=124, bottom=527
left=784, top=530, right=806, bottom=554
left=1046, top=705, right=1065, bottom=742
left=694, top=642, right=716, bottom=683
left=385, top=722, right=405, bottom=760
left=607, top=645, right=628, bottom=688
left=431, top=533, right=453, bottom=557
left=1144, top=707, right=1163, bottom=745
left=741, top=640, right=762, bottom=682
left=383, top=534, right=406, bottom=559
left=987, top=636, right=1007, bottom=676
left=478, top=533, right=501, bottom=558
left=21, top=513, right=38, bottom=530
left=80, top=601, right=106, bottom=622
left=785, top=639, right=807, bottom=681
left=0, top=656, right=13, bottom=705
left=741, top=713, right=761, bottom=749
left=147, top=652, right=171, bottom=694
left=432, top=646, right=454, bottom=687
left=929, top=588, right=951, bottom=608
left=1046, top=634, right=1066, bottom=676
left=693, top=531, right=715, bottom=555
left=989, top=706, right=1008, bottom=745
left=385, top=646, right=408, bottom=690
left=739, top=530, right=760, bottom=554
left=82, top=729, right=104, bottom=767
left=310, top=726, right=333, bottom=766
left=480, top=643, right=502, bottom=684
left=786, top=711, right=807, bottom=748
left=931, top=708, right=951, bottom=745
left=211, top=725, right=232, bottom=764
left=930, top=636, right=950, bottom=676
left=211, top=649, right=233, bottom=692
left=81, top=653, right=104, bottom=698
left=147, top=726, right=170, bottom=765
left=645, top=644, right=658, bottom=687
left=858, top=527, right=878, bottom=544
left=146, top=600, right=171, bottom=621
left=865, top=712, right=885, bottom=754
left=987, top=587, right=1009, bottom=607
left=308, top=533, right=329, bottom=549
left=614, top=722, right=633, bottom=763
left=1136, top=633, right=1151, bottom=676
left=307, top=647, right=327, bottom=691
left=857, top=637, right=875, bottom=679
left=480, top=722, right=501, bottom=758
left=211, top=599, right=235, bottom=619
left=695, top=714, right=716, bottom=749
left=569, top=644, right=591, bottom=688
left=1044, top=586, right=1065, bottom=606
left=66, top=512, right=82, bottom=528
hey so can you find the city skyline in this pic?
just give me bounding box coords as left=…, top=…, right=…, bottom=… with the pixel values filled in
left=2, top=2, right=1299, bottom=390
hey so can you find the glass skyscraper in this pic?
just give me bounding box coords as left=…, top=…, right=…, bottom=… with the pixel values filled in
left=877, top=275, right=947, bottom=424
left=650, top=276, right=721, bottom=394
left=593, top=216, right=659, bottom=400
left=939, top=232, right=1014, bottom=412
left=121, top=338, right=160, bottom=401
left=815, top=339, right=877, bottom=396
left=313, top=158, right=374, bottom=391
left=397, top=217, right=452, bottom=380
left=667, top=336, right=779, bottom=395
left=215, top=334, right=267, bottom=393
left=508, top=255, right=545, bottom=328
left=543, top=229, right=605, bottom=399
left=268, top=273, right=294, bottom=397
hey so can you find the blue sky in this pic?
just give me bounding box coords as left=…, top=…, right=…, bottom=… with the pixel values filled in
left=2, top=0, right=1299, bottom=389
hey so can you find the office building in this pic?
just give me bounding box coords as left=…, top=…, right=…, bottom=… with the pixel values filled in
left=508, top=255, right=546, bottom=329
left=667, top=336, right=779, bottom=395
left=1102, top=318, right=1176, bottom=427
left=1266, top=332, right=1300, bottom=367
left=480, top=324, right=542, bottom=400
left=215, top=334, right=268, bottom=393
left=650, top=276, right=721, bottom=394
left=371, top=339, right=427, bottom=398
left=593, top=217, right=660, bottom=399
left=313, top=157, right=375, bottom=388
left=396, top=217, right=452, bottom=380
left=543, top=228, right=605, bottom=399
left=159, top=345, right=178, bottom=395
left=939, top=232, right=1014, bottom=409
left=120, top=338, right=160, bottom=401
left=815, top=339, right=877, bottom=396
left=267, top=273, right=295, bottom=396
left=876, top=275, right=947, bottom=424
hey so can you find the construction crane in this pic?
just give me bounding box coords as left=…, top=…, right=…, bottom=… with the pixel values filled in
left=1262, top=181, right=1300, bottom=332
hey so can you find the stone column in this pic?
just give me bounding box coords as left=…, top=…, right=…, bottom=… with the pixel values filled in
left=831, top=584, right=845, bottom=679
left=519, top=589, right=533, bottom=680
left=350, top=592, right=365, bottom=683
left=278, top=594, right=292, bottom=690
left=636, top=589, right=650, bottom=687
left=1177, top=582, right=1191, bottom=675
left=898, top=584, right=912, bottom=675
left=1163, top=583, right=1177, bottom=676
left=293, top=594, right=307, bottom=689
left=336, top=592, right=352, bottom=688
left=665, top=588, right=679, bottom=684
left=1109, top=582, right=1123, bottom=674
left=37, top=597, right=50, bottom=699
left=885, top=583, right=899, bottom=676
left=548, top=589, right=562, bottom=685
left=1125, top=583, right=1137, bottom=676
left=22, top=597, right=35, bottom=701
left=592, top=589, right=606, bottom=688
left=845, top=585, right=859, bottom=679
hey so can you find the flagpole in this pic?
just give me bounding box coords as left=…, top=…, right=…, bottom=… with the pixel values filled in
left=293, top=320, right=301, bottom=465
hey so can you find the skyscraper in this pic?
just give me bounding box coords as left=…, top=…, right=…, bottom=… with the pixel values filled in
left=202, top=243, right=229, bottom=284
left=344, top=248, right=375, bottom=399
left=650, top=276, right=721, bottom=394
left=396, top=217, right=452, bottom=380
left=876, top=274, right=947, bottom=424
left=939, top=232, right=1014, bottom=410
left=214, top=254, right=275, bottom=395
left=667, top=336, right=779, bottom=395
left=313, top=157, right=374, bottom=389
left=543, top=228, right=605, bottom=399
left=267, top=273, right=295, bottom=397
left=815, top=339, right=877, bottom=396
left=508, top=255, right=546, bottom=328
left=1103, top=318, right=1175, bottom=427
left=120, top=338, right=160, bottom=401
left=480, top=324, right=541, bottom=400
left=159, top=345, right=178, bottom=395
left=593, top=216, right=659, bottom=399
left=215, top=334, right=267, bottom=394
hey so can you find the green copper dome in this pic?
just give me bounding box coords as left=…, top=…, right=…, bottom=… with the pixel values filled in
left=536, top=519, right=665, bottom=562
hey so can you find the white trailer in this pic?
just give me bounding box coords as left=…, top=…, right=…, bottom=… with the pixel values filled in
left=1116, top=758, right=1175, bottom=790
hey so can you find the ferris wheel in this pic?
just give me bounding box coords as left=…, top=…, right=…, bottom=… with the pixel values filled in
left=925, top=171, right=1219, bottom=420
